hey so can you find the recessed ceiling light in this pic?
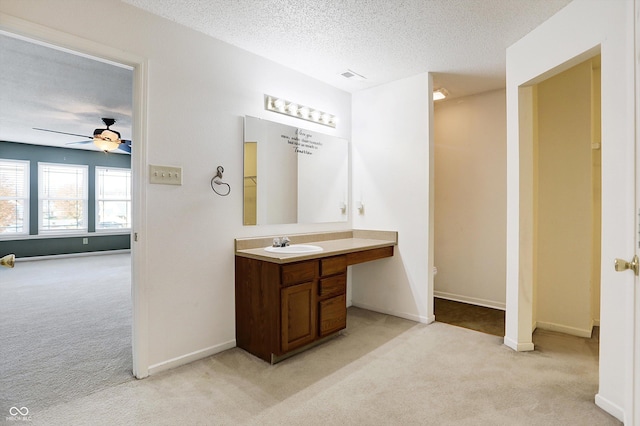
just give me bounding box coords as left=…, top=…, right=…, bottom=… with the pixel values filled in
left=433, top=88, right=449, bottom=101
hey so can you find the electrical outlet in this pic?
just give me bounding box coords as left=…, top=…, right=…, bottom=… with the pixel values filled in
left=149, top=165, right=182, bottom=185
left=82, top=238, right=88, bottom=245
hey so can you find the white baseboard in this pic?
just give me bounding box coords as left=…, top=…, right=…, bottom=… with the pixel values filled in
left=535, top=321, right=593, bottom=338
left=16, top=249, right=131, bottom=262
left=503, top=336, right=535, bottom=352
left=595, top=393, right=625, bottom=422
left=434, top=291, right=505, bottom=311
left=352, top=302, right=432, bottom=324
left=148, top=339, right=236, bottom=376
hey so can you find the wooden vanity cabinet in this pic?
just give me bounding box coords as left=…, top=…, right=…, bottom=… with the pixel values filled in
left=235, top=254, right=347, bottom=363
left=235, top=244, right=393, bottom=363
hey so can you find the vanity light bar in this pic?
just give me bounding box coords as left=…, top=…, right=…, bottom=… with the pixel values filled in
left=264, top=95, right=337, bottom=128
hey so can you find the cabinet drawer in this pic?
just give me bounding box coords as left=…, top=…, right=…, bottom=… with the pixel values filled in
left=281, top=261, right=318, bottom=286
left=319, top=294, right=346, bottom=337
left=320, top=255, right=347, bottom=277
left=319, top=274, right=346, bottom=298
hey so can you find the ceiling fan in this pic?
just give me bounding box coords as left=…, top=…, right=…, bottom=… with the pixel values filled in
left=33, top=117, right=131, bottom=153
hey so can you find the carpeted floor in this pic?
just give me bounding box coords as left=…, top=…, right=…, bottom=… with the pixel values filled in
left=1, top=259, right=619, bottom=425
left=0, top=253, right=133, bottom=416
left=25, top=307, right=619, bottom=425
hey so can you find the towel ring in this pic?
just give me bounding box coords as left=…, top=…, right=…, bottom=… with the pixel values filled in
left=211, top=166, right=231, bottom=196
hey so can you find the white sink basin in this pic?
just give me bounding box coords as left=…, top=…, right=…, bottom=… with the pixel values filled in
left=264, top=244, right=323, bottom=254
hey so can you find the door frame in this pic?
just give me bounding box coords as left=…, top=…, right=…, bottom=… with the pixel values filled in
left=504, top=1, right=635, bottom=422
left=634, top=1, right=640, bottom=423
left=0, top=13, right=150, bottom=378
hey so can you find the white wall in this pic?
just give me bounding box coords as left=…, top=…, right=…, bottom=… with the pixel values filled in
left=433, top=89, right=506, bottom=310
left=0, top=0, right=352, bottom=375
left=351, top=73, right=434, bottom=323
left=505, top=0, right=635, bottom=421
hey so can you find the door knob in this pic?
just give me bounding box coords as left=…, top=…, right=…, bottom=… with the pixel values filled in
left=614, top=254, right=639, bottom=276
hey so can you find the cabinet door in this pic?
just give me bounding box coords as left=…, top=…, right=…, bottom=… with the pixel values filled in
left=319, top=294, right=346, bottom=337
left=281, top=281, right=317, bottom=352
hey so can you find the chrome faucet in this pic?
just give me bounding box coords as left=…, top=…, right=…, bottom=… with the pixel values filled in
left=272, top=236, right=291, bottom=247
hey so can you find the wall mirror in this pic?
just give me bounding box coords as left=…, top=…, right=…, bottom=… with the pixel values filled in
left=243, top=116, right=349, bottom=225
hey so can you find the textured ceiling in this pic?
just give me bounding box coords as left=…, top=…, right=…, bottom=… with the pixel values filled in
left=123, top=0, right=572, bottom=96
left=0, top=0, right=572, bottom=150
left=0, top=33, right=133, bottom=151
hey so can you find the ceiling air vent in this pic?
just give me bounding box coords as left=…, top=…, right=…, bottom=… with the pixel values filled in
left=340, top=69, right=367, bottom=81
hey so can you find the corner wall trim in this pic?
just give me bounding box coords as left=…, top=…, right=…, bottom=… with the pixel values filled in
left=535, top=321, right=593, bottom=338
left=148, top=340, right=236, bottom=376
left=434, top=291, right=505, bottom=311
left=352, top=302, right=431, bottom=324
left=503, top=336, right=535, bottom=352
left=594, top=393, right=625, bottom=422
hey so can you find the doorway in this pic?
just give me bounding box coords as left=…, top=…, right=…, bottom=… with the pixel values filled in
left=433, top=88, right=508, bottom=336
left=504, top=1, right=635, bottom=422
left=0, top=32, right=135, bottom=410
left=529, top=56, right=601, bottom=339
left=0, top=12, right=149, bottom=401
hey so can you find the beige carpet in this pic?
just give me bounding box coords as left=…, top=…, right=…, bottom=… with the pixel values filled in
left=0, top=253, right=133, bottom=416
left=25, top=307, right=619, bottom=425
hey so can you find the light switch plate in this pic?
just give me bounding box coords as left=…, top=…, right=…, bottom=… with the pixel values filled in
left=149, top=165, right=182, bottom=185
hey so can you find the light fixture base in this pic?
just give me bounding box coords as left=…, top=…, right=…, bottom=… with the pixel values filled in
left=264, top=95, right=336, bottom=128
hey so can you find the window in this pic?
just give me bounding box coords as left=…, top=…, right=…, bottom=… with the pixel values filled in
left=96, top=167, right=131, bottom=231
left=0, top=159, right=29, bottom=236
left=39, top=163, right=88, bottom=233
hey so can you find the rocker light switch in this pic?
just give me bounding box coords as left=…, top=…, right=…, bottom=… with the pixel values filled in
left=149, top=165, right=182, bottom=185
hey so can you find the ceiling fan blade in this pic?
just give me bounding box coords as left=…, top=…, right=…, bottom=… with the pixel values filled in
left=65, top=140, right=94, bottom=145
left=117, top=140, right=132, bottom=153
left=33, top=127, right=93, bottom=139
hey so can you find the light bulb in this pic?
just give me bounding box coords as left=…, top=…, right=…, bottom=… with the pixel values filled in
left=273, top=98, right=285, bottom=111
left=286, top=103, right=298, bottom=115
left=93, top=137, right=120, bottom=152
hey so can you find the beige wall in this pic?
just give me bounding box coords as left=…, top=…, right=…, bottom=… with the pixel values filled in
left=591, top=63, right=601, bottom=325
left=434, top=89, right=507, bottom=309
left=534, top=58, right=600, bottom=337
left=243, top=142, right=257, bottom=225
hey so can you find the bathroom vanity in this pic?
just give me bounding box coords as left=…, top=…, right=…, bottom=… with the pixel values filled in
left=234, top=230, right=397, bottom=363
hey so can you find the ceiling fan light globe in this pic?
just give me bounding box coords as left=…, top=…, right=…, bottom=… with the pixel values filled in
left=100, top=129, right=120, bottom=142
left=93, top=135, right=120, bottom=152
